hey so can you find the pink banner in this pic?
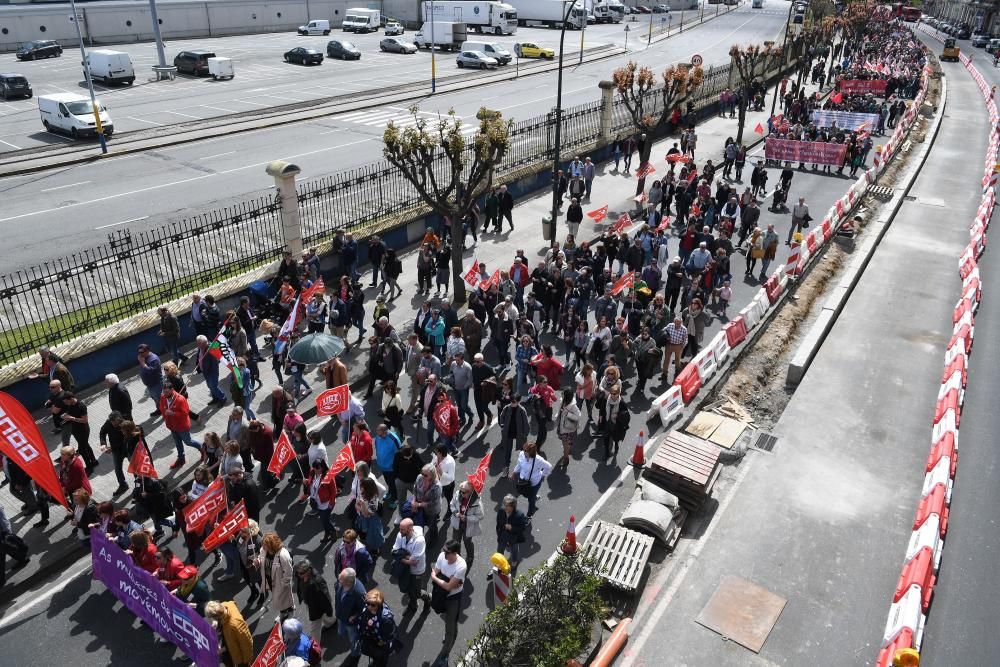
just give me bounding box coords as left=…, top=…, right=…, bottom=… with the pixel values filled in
left=764, top=138, right=848, bottom=167
left=837, top=79, right=888, bottom=94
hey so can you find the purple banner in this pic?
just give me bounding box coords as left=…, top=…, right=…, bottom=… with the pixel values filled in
left=91, top=531, right=218, bottom=667
left=764, top=138, right=848, bottom=167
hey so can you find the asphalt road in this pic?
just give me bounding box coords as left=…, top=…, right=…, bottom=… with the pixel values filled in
left=918, top=44, right=1000, bottom=665
left=0, top=2, right=790, bottom=273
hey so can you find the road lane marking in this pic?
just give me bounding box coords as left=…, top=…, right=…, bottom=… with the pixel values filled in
left=198, top=151, right=236, bottom=160
left=128, top=116, right=165, bottom=126
left=0, top=137, right=21, bottom=149
left=161, top=110, right=202, bottom=119
left=201, top=104, right=237, bottom=113
left=96, top=215, right=148, bottom=229
left=41, top=180, right=91, bottom=192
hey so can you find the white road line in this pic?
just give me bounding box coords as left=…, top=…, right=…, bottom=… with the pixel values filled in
left=162, top=110, right=203, bottom=119
left=0, top=556, right=94, bottom=630
left=127, top=116, right=165, bottom=126
left=198, top=151, right=236, bottom=160
left=0, top=137, right=21, bottom=149
left=41, top=180, right=91, bottom=192
left=230, top=99, right=272, bottom=107
left=201, top=104, right=237, bottom=113
left=95, top=215, right=148, bottom=229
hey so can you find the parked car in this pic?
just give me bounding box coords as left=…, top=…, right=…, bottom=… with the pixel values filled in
left=513, top=42, right=555, bottom=59
left=587, top=12, right=597, bottom=23
left=0, top=73, right=32, bottom=100
left=327, top=40, right=361, bottom=59
left=456, top=50, right=498, bottom=69
left=16, top=40, right=62, bottom=61
left=972, top=34, right=990, bottom=47
left=380, top=37, right=418, bottom=54
left=653, top=4, right=671, bottom=13
left=987, top=38, right=1000, bottom=55
left=173, top=50, right=216, bottom=76
left=635, top=5, right=652, bottom=13
left=385, top=21, right=405, bottom=35
left=284, top=47, right=324, bottom=65
left=957, top=27, right=971, bottom=39
left=38, top=93, right=113, bottom=139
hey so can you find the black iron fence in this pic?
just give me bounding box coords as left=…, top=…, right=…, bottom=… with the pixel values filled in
left=0, top=57, right=772, bottom=368
left=0, top=197, right=283, bottom=366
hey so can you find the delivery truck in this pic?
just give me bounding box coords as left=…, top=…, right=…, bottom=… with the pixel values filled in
left=587, top=0, right=625, bottom=23
left=413, top=21, right=470, bottom=50
left=343, top=7, right=381, bottom=32
left=506, top=0, right=587, bottom=29
left=421, top=1, right=518, bottom=35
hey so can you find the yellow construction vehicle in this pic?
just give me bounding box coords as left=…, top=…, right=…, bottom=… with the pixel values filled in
left=942, top=37, right=960, bottom=62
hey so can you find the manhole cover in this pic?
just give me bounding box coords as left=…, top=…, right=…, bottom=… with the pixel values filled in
left=695, top=575, right=788, bottom=653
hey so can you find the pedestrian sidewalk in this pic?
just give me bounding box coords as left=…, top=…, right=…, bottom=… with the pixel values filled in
left=0, top=70, right=847, bottom=602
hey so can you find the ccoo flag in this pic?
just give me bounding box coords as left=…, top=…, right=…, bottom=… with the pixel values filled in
left=127, top=438, right=158, bottom=479
left=202, top=500, right=249, bottom=552
left=0, top=392, right=69, bottom=509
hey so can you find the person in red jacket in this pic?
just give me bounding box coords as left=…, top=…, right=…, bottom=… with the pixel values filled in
left=303, top=459, right=339, bottom=543
left=529, top=345, right=565, bottom=390
left=349, top=422, right=374, bottom=469
left=127, top=530, right=159, bottom=574
left=155, top=546, right=187, bottom=591
left=248, top=419, right=277, bottom=490
left=433, top=389, right=461, bottom=455
left=159, top=385, right=203, bottom=469
left=58, top=445, right=91, bottom=500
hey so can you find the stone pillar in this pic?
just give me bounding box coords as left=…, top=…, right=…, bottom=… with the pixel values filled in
left=266, top=160, right=303, bottom=258
left=598, top=80, right=615, bottom=144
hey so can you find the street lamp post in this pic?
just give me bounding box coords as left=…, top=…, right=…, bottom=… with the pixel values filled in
left=430, top=2, right=437, bottom=93
left=770, top=0, right=796, bottom=117
left=68, top=0, right=107, bottom=154
left=549, top=0, right=579, bottom=234
left=148, top=0, right=167, bottom=70
left=579, top=10, right=586, bottom=65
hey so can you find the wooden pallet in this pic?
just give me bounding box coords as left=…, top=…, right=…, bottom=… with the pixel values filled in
left=582, top=520, right=655, bottom=593
left=644, top=430, right=722, bottom=511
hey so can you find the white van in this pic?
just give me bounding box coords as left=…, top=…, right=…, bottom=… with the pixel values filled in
left=298, top=19, right=331, bottom=35
left=86, top=49, right=135, bottom=86
left=38, top=93, right=113, bottom=139
left=463, top=40, right=512, bottom=65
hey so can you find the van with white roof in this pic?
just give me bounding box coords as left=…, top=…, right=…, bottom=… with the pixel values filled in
left=38, top=93, right=113, bottom=140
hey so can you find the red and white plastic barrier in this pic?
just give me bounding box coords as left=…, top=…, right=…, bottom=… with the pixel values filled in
left=877, top=38, right=997, bottom=666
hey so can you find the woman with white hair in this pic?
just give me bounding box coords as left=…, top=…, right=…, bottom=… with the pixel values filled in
left=449, top=480, right=484, bottom=564
left=410, top=463, right=442, bottom=544
left=281, top=617, right=318, bottom=662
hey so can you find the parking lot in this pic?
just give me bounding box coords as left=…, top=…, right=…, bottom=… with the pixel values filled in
left=0, top=21, right=657, bottom=153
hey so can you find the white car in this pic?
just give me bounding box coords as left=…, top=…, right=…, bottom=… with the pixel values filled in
left=385, top=21, right=405, bottom=35
left=456, top=50, right=498, bottom=70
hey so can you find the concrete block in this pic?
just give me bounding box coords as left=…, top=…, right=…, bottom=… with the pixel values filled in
left=787, top=309, right=835, bottom=387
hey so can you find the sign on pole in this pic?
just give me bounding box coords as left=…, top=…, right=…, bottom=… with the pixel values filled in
left=691, top=54, right=703, bottom=66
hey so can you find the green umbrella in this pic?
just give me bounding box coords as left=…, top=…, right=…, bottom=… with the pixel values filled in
left=288, top=333, right=346, bottom=365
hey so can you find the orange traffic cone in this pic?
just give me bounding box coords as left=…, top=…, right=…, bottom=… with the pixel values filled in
left=631, top=430, right=646, bottom=466
left=561, top=514, right=577, bottom=555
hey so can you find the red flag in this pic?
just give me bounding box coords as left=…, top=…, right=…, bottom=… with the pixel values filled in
left=753, top=122, right=765, bottom=135
left=126, top=439, right=158, bottom=479
left=587, top=204, right=609, bottom=223
left=665, top=153, right=691, bottom=164
left=479, top=269, right=501, bottom=291
left=301, top=277, right=326, bottom=303
left=611, top=272, right=635, bottom=296
left=267, top=431, right=297, bottom=476
left=183, top=476, right=227, bottom=533
left=831, top=92, right=844, bottom=104
left=202, top=500, right=249, bottom=552
left=251, top=622, right=286, bottom=667
left=656, top=215, right=673, bottom=232
left=316, top=384, right=350, bottom=417
left=635, top=162, right=656, bottom=178
left=0, top=392, right=69, bottom=509
left=329, top=445, right=356, bottom=476
left=612, top=213, right=632, bottom=233
left=466, top=450, right=492, bottom=494
left=462, top=259, right=480, bottom=289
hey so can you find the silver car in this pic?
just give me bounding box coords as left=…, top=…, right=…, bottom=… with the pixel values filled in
left=456, top=50, right=498, bottom=70
left=384, top=21, right=405, bottom=35
left=380, top=37, right=417, bottom=54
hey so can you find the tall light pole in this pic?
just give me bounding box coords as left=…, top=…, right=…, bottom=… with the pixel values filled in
left=550, top=0, right=579, bottom=234
left=69, top=0, right=107, bottom=154
left=148, top=0, right=167, bottom=70
left=579, top=8, right=586, bottom=65
left=430, top=1, right=437, bottom=92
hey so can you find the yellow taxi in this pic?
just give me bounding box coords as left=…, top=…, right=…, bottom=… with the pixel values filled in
left=514, top=42, right=555, bottom=60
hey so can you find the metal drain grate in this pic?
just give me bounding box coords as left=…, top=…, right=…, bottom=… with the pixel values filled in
left=752, top=431, right=778, bottom=453
left=867, top=185, right=894, bottom=201
left=903, top=195, right=917, bottom=201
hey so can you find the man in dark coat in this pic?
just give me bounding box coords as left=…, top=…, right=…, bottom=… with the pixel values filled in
left=295, top=560, right=335, bottom=646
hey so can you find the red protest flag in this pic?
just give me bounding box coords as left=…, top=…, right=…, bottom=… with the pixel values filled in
left=587, top=204, right=609, bottom=223
left=183, top=476, right=227, bottom=533
left=329, top=445, right=357, bottom=477
left=267, top=431, right=297, bottom=476
left=611, top=272, right=635, bottom=296
left=635, top=162, right=656, bottom=178
left=656, top=215, right=673, bottom=232
left=612, top=212, right=633, bottom=233
left=316, top=384, right=350, bottom=417
left=251, top=621, right=287, bottom=667
left=665, top=154, right=691, bottom=164
left=753, top=122, right=765, bottom=135
left=301, top=277, right=326, bottom=303
left=462, top=259, right=480, bottom=289
left=831, top=92, right=844, bottom=104
left=202, top=500, right=249, bottom=552
left=466, top=450, right=492, bottom=494
left=126, top=439, right=158, bottom=479
left=0, top=392, right=69, bottom=509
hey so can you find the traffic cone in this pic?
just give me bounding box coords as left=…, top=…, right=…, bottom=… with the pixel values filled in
left=631, top=430, right=646, bottom=466
left=561, top=515, right=577, bottom=555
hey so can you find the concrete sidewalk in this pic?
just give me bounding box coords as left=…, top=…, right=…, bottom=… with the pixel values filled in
left=0, top=70, right=846, bottom=608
